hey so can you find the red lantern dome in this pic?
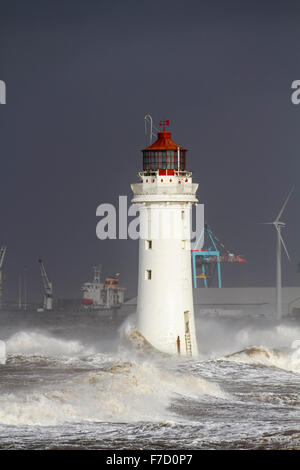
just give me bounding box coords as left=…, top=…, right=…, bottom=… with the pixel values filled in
left=142, top=120, right=187, bottom=172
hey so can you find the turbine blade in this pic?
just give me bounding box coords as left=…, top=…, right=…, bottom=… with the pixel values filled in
left=275, top=186, right=294, bottom=222
left=275, top=225, right=291, bottom=261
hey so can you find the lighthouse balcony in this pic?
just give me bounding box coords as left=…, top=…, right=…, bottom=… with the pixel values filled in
left=139, top=169, right=192, bottom=178
left=131, top=180, right=198, bottom=202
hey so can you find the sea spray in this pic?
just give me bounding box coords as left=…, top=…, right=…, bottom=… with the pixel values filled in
left=5, top=330, right=95, bottom=357
left=0, top=355, right=227, bottom=426
left=223, top=345, right=300, bottom=374
left=0, top=340, right=6, bottom=365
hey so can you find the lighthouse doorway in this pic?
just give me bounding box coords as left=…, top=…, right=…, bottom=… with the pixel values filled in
left=184, top=311, right=192, bottom=356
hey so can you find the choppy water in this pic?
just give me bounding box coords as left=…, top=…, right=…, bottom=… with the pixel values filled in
left=0, top=308, right=299, bottom=450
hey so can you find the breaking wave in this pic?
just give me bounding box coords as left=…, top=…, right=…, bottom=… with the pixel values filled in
left=121, top=323, right=169, bottom=359
left=0, top=357, right=227, bottom=426
left=0, top=327, right=227, bottom=427
left=223, top=345, right=300, bottom=374
left=6, top=331, right=95, bottom=357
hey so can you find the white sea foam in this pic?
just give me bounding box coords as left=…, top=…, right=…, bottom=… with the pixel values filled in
left=195, top=317, right=300, bottom=359
left=5, top=331, right=95, bottom=357
left=0, top=356, right=227, bottom=426
left=218, top=323, right=300, bottom=373
left=223, top=345, right=300, bottom=374
left=234, top=325, right=300, bottom=351
left=0, top=340, right=6, bottom=365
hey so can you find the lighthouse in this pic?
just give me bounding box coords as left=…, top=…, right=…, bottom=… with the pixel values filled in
left=131, top=120, right=199, bottom=356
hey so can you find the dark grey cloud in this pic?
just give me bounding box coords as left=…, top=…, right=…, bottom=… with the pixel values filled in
left=0, top=0, right=300, bottom=303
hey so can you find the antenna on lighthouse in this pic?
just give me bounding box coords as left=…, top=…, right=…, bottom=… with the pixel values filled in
left=144, top=115, right=159, bottom=146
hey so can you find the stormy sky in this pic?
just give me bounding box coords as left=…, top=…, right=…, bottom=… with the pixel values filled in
left=0, top=0, right=300, bottom=303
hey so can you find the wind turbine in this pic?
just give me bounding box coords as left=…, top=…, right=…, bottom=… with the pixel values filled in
left=262, top=187, right=294, bottom=320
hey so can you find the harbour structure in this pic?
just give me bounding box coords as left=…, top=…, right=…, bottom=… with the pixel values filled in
left=131, top=120, right=199, bottom=356
left=191, top=224, right=246, bottom=288
left=125, top=287, right=300, bottom=319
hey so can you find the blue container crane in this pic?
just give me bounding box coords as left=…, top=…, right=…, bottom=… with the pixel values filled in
left=191, top=224, right=246, bottom=288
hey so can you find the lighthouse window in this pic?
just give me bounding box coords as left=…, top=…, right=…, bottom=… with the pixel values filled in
left=145, top=240, right=152, bottom=250
left=145, top=269, right=152, bottom=280
left=180, top=152, right=186, bottom=170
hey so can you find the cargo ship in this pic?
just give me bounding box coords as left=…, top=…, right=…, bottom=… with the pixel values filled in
left=81, top=266, right=125, bottom=310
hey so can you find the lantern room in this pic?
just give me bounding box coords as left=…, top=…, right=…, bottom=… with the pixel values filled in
left=142, top=120, right=187, bottom=172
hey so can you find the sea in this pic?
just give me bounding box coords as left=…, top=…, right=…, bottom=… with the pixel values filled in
left=0, top=307, right=299, bottom=450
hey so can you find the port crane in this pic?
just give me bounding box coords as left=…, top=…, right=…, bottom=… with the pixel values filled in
left=191, top=224, right=246, bottom=288
left=38, top=259, right=53, bottom=310
left=0, top=246, right=7, bottom=309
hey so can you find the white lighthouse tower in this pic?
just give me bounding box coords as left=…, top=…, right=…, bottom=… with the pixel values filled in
left=131, top=120, right=199, bottom=356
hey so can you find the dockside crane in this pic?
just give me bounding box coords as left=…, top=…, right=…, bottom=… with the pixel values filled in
left=38, top=259, right=53, bottom=311
left=191, top=225, right=246, bottom=288
left=0, top=246, right=7, bottom=309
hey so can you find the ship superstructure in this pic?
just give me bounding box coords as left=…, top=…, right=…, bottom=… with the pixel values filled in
left=82, top=266, right=125, bottom=310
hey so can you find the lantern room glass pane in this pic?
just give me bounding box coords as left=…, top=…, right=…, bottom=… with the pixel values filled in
left=143, top=149, right=186, bottom=171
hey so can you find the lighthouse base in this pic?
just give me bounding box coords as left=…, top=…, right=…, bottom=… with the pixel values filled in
left=126, top=323, right=198, bottom=358
left=136, top=307, right=198, bottom=357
